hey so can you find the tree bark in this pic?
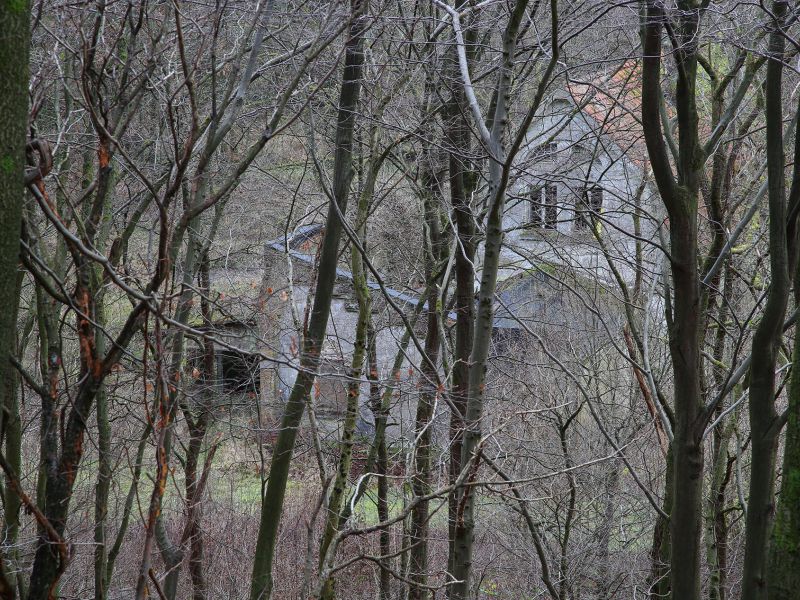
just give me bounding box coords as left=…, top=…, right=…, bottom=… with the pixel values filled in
left=318, top=134, right=374, bottom=600
left=408, top=161, right=443, bottom=600
left=768, top=266, right=800, bottom=598
left=449, top=2, right=535, bottom=597
left=744, top=3, right=800, bottom=595
left=641, top=4, right=705, bottom=598
left=250, top=3, right=368, bottom=598
left=649, top=447, right=673, bottom=600
left=444, top=17, right=476, bottom=582
left=0, top=0, right=29, bottom=594
left=368, top=335, right=392, bottom=600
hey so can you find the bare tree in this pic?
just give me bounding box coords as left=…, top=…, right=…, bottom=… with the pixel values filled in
left=250, top=2, right=369, bottom=598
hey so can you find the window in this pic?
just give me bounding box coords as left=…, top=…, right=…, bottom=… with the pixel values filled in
left=590, top=186, right=603, bottom=213
left=575, top=186, right=603, bottom=230
left=544, top=184, right=558, bottom=229
left=572, top=144, right=590, bottom=160
left=491, top=327, right=526, bottom=357
left=219, top=350, right=260, bottom=394
left=533, top=142, right=557, bottom=162
left=528, top=183, right=557, bottom=230
left=529, top=186, right=543, bottom=226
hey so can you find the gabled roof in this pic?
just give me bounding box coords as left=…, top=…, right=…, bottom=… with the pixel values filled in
left=265, top=226, right=434, bottom=314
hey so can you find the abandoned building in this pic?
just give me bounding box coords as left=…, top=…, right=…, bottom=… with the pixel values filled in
left=502, top=63, right=661, bottom=292
left=211, top=68, right=658, bottom=443
left=187, top=319, right=261, bottom=397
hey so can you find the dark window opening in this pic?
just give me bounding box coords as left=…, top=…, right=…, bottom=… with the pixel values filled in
left=590, top=186, right=603, bottom=213
left=529, top=187, right=543, bottom=226
left=572, top=145, right=591, bottom=161
left=575, top=186, right=603, bottom=230
left=220, top=350, right=259, bottom=394
left=533, top=142, right=557, bottom=162
left=544, top=184, right=558, bottom=229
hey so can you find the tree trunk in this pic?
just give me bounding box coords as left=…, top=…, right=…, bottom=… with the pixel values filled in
left=93, top=337, right=112, bottom=600
left=408, top=163, right=443, bottom=600
left=137, top=220, right=205, bottom=600
left=250, top=3, right=368, bottom=597
left=92, top=161, right=116, bottom=600
left=743, top=4, right=799, bottom=596
left=449, top=3, right=531, bottom=597
left=641, top=4, right=705, bottom=598
left=768, top=267, right=800, bottom=598
left=596, top=464, right=620, bottom=598
left=557, top=418, right=577, bottom=600
left=649, top=446, right=673, bottom=600
left=368, top=335, right=392, bottom=600
left=0, top=271, right=24, bottom=600
left=0, top=0, right=29, bottom=594
left=318, top=150, right=373, bottom=600
left=444, top=46, right=476, bottom=589
left=184, top=251, right=215, bottom=600
left=104, top=422, right=151, bottom=591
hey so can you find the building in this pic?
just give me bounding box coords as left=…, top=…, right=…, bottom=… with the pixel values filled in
left=501, top=62, right=661, bottom=289
left=257, top=63, right=660, bottom=439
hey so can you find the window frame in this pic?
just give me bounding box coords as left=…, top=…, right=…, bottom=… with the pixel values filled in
left=575, top=185, right=603, bottom=231
left=528, top=185, right=543, bottom=227
left=533, top=141, right=557, bottom=162
left=544, top=183, right=558, bottom=229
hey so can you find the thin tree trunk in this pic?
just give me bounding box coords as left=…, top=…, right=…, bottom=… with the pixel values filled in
left=705, top=265, right=736, bottom=600
left=135, top=317, right=176, bottom=600
left=105, top=422, right=151, bottom=590
left=706, top=419, right=734, bottom=600
left=648, top=446, right=673, bottom=600
left=318, top=142, right=374, bottom=600
left=444, top=27, right=476, bottom=583
left=369, top=335, right=392, bottom=600
left=183, top=249, right=215, bottom=600
left=155, top=515, right=184, bottom=600
left=449, top=3, right=534, bottom=597
left=93, top=338, right=112, bottom=600
left=138, top=215, right=205, bottom=600
left=408, top=162, right=443, bottom=600
left=706, top=260, right=735, bottom=600
left=557, top=418, right=577, bottom=600
left=92, top=160, right=116, bottom=600
left=597, top=465, right=620, bottom=598
left=184, top=415, right=210, bottom=600
left=338, top=299, right=425, bottom=525
left=250, top=3, right=368, bottom=597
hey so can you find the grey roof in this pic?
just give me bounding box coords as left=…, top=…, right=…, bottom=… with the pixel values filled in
left=266, top=226, right=427, bottom=313
left=266, top=227, right=530, bottom=327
